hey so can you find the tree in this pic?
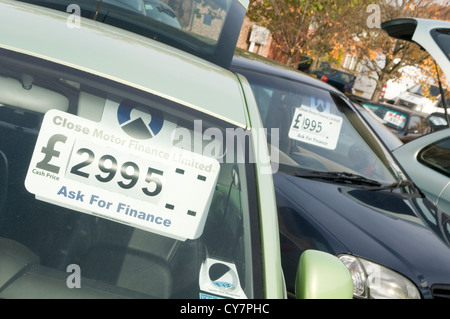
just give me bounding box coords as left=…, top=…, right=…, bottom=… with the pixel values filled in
left=246, top=0, right=336, bottom=65
left=337, top=0, right=449, bottom=101
left=245, top=0, right=449, bottom=101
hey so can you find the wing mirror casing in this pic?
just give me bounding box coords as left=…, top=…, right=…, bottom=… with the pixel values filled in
left=296, top=250, right=353, bottom=299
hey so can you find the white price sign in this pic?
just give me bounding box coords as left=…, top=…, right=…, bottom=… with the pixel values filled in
left=25, top=109, right=220, bottom=241
left=383, top=111, right=406, bottom=128
left=288, top=105, right=343, bottom=150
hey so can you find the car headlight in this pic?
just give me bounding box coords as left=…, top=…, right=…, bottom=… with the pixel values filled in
left=338, top=254, right=421, bottom=299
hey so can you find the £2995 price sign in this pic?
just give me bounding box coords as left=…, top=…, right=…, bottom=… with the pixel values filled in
left=25, top=109, right=220, bottom=241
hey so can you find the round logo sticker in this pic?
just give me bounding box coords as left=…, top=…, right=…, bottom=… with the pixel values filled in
left=117, top=100, right=164, bottom=139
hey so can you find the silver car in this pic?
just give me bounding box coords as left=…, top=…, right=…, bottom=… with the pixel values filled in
left=382, top=18, right=450, bottom=214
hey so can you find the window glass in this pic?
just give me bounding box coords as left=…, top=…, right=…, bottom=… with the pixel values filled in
left=0, top=52, right=260, bottom=299
left=16, top=0, right=240, bottom=68
left=363, top=103, right=408, bottom=130
left=432, top=28, right=450, bottom=62
left=239, top=70, right=401, bottom=186
left=408, top=116, right=421, bottom=131
left=418, top=137, right=450, bottom=178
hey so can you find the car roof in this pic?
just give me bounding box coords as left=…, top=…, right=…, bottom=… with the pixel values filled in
left=231, top=49, right=343, bottom=94
left=0, top=0, right=249, bottom=128
left=312, top=67, right=354, bottom=76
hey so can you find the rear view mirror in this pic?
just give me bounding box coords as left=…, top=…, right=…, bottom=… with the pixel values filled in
left=296, top=250, right=353, bottom=299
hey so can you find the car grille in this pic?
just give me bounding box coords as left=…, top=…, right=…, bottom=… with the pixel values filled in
left=397, top=99, right=416, bottom=108
left=431, top=285, right=450, bottom=299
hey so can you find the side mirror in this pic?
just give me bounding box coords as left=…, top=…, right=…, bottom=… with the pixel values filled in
left=295, top=250, right=353, bottom=299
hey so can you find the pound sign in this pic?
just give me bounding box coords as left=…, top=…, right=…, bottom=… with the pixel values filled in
left=36, top=134, right=67, bottom=174
left=293, top=113, right=302, bottom=129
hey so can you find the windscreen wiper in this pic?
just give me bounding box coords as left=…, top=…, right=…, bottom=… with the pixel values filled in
left=370, top=179, right=414, bottom=191
left=292, top=171, right=383, bottom=187
left=293, top=170, right=414, bottom=191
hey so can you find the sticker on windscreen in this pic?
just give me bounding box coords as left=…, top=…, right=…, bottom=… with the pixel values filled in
left=199, top=258, right=247, bottom=299
left=25, top=107, right=220, bottom=241
left=288, top=105, right=343, bottom=150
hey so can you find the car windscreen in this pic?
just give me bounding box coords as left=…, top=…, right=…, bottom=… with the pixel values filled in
left=236, top=68, right=405, bottom=188
left=363, top=103, right=408, bottom=131
left=0, top=49, right=262, bottom=299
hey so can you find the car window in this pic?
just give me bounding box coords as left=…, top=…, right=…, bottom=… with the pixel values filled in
left=431, top=28, right=450, bottom=61
left=143, top=0, right=182, bottom=28
left=0, top=52, right=262, bottom=299
left=408, top=116, right=431, bottom=134
left=339, top=73, right=355, bottom=83
left=363, top=103, right=408, bottom=130
left=418, top=137, right=450, bottom=178
left=408, top=116, right=422, bottom=132
left=237, top=69, right=402, bottom=186
left=428, top=114, right=448, bottom=126
left=16, top=0, right=243, bottom=68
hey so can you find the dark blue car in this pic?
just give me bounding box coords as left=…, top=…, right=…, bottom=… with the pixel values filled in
left=309, top=67, right=356, bottom=94
left=231, top=49, right=450, bottom=299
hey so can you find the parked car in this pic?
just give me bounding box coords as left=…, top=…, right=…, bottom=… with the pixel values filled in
left=393, top=128, right=450, bottom=214
left=0, top=0, right=353, bottom=299
left=361, top=101, right=433, bottom=143
left=393, top=83, right=450, bottom=114
left=382, top=17, right=450, bottom=215
left=297, top=55, right=313, bottom=72
left=231, top=48, right=450, bottom=299
left=309, top=67, right=356, bottom=94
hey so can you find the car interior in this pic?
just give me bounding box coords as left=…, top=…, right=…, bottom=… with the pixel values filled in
left=0, top=52, right=257, bottom=299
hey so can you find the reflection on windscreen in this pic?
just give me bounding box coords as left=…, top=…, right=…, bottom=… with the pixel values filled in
left=363, top=103, right=408, bottom=130
left=139, top=0, right=230, bottom=42
left=244, top=72, right=399, bottom=185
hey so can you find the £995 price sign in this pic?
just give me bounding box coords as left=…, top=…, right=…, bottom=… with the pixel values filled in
left=288, top=105, right=343, bottom=150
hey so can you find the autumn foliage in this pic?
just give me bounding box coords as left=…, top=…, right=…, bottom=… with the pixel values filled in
left=246, top=0, right=450, bottom=101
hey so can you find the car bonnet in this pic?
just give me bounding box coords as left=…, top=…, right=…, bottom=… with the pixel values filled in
left=275, top=172, right=450, bottom=286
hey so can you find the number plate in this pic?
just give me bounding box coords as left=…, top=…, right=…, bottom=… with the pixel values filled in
left=288, top=105, right=343, bottom=150
left=25, top=109, right=220, bottom=240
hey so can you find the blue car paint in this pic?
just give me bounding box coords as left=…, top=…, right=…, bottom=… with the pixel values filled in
left=275, top=172, right=450, bottom=299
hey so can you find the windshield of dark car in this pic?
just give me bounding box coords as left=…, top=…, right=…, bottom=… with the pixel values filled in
left=362, top=103, right=408, bottom=130
left=233, top=64, right=404, bottom=187
left=0, top=51, right=261, bottom=299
